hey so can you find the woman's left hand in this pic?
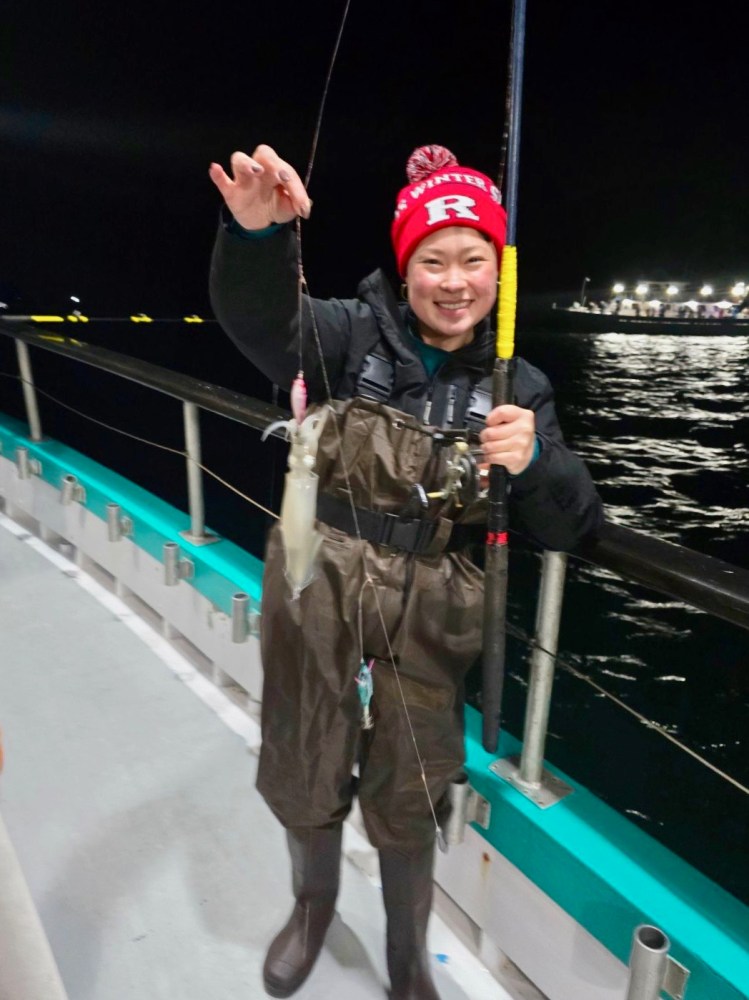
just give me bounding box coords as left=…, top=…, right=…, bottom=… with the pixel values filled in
left=480, top=404, right=536, bottom=476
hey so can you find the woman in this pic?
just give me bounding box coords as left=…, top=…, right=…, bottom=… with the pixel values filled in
left=209, top=144, right=602, bottom=1000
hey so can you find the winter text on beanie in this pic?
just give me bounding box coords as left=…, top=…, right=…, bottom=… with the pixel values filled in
left=390, top=144, right=507, bottom=276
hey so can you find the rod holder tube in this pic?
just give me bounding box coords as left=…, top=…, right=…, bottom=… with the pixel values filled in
left=60, top=475, right=76, bottom=505
left=626, top=924, right=670, bottom=1000
left=231, top=592, right=249, bottom=643
left=106, top=503, right=122, bottom=541
left=519, top=550, right=568, bottom=786
left=15, top=446, right=30, bottom=479
left=182, top=401, right=206, bottom=541
left=163, top=542, right=194, bottom=586
left=163, top=542, right=178, bottom=585
left=15, top=340, right=43, bottom=442
left=60, top=474, right=85, bottom=506
left=444, top=775, right=470, bottom=845
left=105, top=502, right=132, bottom=542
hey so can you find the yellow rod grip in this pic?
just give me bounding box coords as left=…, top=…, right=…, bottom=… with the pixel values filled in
left=496, top=244, right=517, bottom=360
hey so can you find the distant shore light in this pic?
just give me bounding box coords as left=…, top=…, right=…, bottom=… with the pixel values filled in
left=700, top=284, right=713, bottom=296
left=635, top=283, right=649, bottom=295
left=612, top=282, right=625, bottom=294
left=666, top=285, right=679, bottom=296
left=731, top=282, right=746, bottom=297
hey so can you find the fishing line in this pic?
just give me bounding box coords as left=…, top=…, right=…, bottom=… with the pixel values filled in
left=0, top=370, right=279, bottom=519
left=289, top=0, right=443, bottom=839
left=561, top=660, right=749, bottom=798
left=505, top=620, right=749, bottom=798
left=303, top=0, right=352, bottom=190
left=197, top=464, right=278, bottom=520
left=357, top=577, right=445, bottom=842
left=294, top=0, right=352, bottom=371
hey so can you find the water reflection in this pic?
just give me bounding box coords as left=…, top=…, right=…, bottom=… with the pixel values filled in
left=524, top=332, right=749, bottom=559
left=513, top=330, right=749, bottom=902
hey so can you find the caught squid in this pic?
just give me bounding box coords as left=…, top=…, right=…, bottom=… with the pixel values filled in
left=263, top=372, right=327, bottom=599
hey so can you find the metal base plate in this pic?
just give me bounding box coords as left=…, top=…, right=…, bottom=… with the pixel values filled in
left=490, top=754, right=574, bottom=809
left=179, top=530, right=219, bottom=546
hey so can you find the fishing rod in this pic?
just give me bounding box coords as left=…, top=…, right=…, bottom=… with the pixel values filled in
left=481, top=0, right=526, bottom=755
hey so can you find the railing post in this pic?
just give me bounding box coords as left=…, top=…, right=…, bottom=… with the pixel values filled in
left=626, top=925, right=669, bottom=1000
left=231, top=592, right=250, bottom=643
left=490, top=549, right=574, bottom=807
left=180, top=401, right=217, bottom=546
left=15, top=340, right=43, bottom=442
left=626, top=924, right=690, bottom=1000
left=519, top=550, right=568, bottom=785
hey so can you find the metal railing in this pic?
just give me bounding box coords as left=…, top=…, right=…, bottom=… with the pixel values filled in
left=3, top=321, right=748, bottom=620
left=1, top=321, right=287, bottom=545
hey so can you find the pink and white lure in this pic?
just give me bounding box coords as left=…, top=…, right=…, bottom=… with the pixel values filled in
left=262, top=370, right=327, bottom=598
left=290, top=370, right=307, bottom=425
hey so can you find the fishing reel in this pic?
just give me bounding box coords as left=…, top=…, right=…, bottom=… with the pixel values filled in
left=428, top=431, right=482, bottom=507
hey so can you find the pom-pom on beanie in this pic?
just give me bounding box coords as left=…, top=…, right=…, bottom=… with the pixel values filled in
left=390, top=145, right=507, bottom=276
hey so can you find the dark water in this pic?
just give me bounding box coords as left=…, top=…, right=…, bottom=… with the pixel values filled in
left=1, top=323, right=747, bottom=904
left=528, top=331, right=749, bottom=563
left=498, top=329, right=749, bottom=905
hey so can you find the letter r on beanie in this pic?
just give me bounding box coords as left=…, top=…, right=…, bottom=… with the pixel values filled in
left=424, top=195, right=480, bottom=226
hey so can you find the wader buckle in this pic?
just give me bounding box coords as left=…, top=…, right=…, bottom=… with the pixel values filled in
left=377, top=510, right=434, bottom=551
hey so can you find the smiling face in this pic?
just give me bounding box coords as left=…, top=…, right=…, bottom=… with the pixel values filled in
left=405, top=226, right=499, bottom=351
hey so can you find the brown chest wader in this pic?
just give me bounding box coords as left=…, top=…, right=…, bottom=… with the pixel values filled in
left=259, top=398, right=486, bottom=999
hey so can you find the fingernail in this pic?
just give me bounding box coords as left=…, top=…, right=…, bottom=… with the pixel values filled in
left=279, top=169, right=291, bottom=183
left=251, top=164, right=262, bottom=174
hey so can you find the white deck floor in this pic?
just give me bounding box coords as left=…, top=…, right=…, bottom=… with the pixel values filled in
left=0, top=514, right=523, bottom=1000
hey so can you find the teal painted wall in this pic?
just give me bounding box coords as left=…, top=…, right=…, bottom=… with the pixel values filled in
left=0, top=414, right=264, bottom=611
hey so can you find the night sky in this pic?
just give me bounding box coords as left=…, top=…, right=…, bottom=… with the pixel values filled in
left=2, top=0, right=748, bottom=317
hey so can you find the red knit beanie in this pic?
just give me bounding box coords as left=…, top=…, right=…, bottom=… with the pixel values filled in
left=390, top=145, right=507, bottom=277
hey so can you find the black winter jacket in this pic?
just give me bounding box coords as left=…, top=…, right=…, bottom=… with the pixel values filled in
left=210, top=221, right=603, bottom=551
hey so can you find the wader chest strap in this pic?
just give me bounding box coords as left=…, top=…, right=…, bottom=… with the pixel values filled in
left=317, top=493, right=477, bottom=554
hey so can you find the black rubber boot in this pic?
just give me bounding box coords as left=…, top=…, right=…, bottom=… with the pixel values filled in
left=379, top=842, right=442, bottom=1000
left=262, top=825, right=342, bottom=998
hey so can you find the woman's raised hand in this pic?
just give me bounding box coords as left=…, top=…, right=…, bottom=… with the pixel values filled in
left=209, top=145, right=311, bottom=231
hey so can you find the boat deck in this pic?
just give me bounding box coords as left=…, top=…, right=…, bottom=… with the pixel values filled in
left=0, top=513, right=530, bottom=1000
